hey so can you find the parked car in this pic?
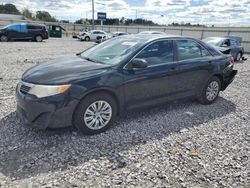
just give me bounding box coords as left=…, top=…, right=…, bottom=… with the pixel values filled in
left=16, top=35, right=237, bottom=134
left=139, top=31, right=166, bottom=34
left=0, top=23, right=48, bottom=42
left=202, top=36, right=244, bottom=61
left=111, top=32, right=129, bottom=37
left=78, top=30, right=108, bottom=41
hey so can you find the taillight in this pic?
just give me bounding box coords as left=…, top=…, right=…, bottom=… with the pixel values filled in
left=229, top=56, right=235, bottom=65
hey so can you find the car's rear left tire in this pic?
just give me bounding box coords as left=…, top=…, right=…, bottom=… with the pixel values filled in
left=0, top=35, right=8, bottom=42
left=35, top=35, right=43, bottom=42
left=197, top=76, right=221, bottom=105
left=73, top=92, right=117, bottom=135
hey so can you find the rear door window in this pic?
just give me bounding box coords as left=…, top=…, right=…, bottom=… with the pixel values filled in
left=27, top=25, right=42, bottom=30
left=176, top=40, right=210, bottom=61
left=230, top=39, right=237, bottom=46
left=20, top=24, right=28, bottom=33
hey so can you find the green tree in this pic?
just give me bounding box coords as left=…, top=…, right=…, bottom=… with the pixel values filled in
left=0, top=3, right=20, bottom=15
left=35, top=11, right=57, bottom=22
left=22, top=8, right=33, bottom=19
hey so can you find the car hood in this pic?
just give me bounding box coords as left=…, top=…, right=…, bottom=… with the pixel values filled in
left=22, top=55, right=111, bottom=84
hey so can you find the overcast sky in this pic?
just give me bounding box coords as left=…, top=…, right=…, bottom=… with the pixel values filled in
left=1, top=0, right=250, bottom=26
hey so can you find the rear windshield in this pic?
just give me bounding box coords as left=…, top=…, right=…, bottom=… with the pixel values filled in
left=202, top=38, right=222, bottom=46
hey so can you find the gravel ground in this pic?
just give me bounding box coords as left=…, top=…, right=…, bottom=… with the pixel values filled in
left=0, top=38, right=249, bottom=188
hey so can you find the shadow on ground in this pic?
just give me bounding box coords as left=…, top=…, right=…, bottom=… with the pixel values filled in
left=0, top=97, right=236, bottom=180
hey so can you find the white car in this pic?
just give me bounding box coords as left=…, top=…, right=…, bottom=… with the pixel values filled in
left=79, top=30, right=108, bottom=41
left=138, top=31, right=166, bottom=34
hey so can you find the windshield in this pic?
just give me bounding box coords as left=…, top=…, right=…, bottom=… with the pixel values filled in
left=203, top=38, right=222, bottom=46
left=80, top=37, right=145, bottom=65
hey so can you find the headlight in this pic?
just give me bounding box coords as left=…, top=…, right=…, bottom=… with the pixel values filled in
left=28, top=84, right=71, bottom=98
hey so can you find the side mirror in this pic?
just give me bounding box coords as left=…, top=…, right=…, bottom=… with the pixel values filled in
left=130, top=58, right=149, bottom=69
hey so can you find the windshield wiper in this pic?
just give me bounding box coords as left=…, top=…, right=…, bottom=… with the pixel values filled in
left=81, top=56, right=105, bottom=65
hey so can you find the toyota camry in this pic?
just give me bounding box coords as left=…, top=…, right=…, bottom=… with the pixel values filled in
left=16, top=35, right=237, bottom=134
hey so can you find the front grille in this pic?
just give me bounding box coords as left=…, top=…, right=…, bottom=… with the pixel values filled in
left=20, top=84, right=31, bottom=95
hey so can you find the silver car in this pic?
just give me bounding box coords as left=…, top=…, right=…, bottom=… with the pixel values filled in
left=203, top=36, right=244, bottom=61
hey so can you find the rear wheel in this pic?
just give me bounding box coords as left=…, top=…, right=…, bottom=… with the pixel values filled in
left=197, top=76, right=221, bottom=105
left=73, top=92, right=117, bottom=135
left=35, top=35, right=43, bottom=42
left=235, top=52, right=242, bottom=62
left=0, top=35, right=8, bottom=42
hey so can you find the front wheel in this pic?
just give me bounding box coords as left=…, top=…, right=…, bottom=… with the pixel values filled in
left=0, top=35, right=8, bottom=42
left=73, top=92, right=117, bottom=135
left=85, top=36, right=90, bottom=41
left=197, top=76, right=221, bottom=105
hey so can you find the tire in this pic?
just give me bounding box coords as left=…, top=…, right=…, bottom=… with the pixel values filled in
left=35, top=35, right=43, bottom=42
left=197, top=76, right=221, bottom=105
left=0, top=35, right=8, bottom=42
left=85, top=36, right=90, bottom=41
left=73, top=92, right=117, bottom=135
left=235, top=52, right=242, bottom=62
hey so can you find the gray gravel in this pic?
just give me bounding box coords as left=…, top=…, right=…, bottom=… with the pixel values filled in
left=0, top=38, right=249, bottom=188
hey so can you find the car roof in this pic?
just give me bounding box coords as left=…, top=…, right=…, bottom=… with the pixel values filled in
left=204, top=37, right=229, bottom=40
left=90, top=30, right=105, bottom=32
left=125, top=34, right=196, bottom=43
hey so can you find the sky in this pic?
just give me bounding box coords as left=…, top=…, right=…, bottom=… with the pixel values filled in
left=1, top=0, right=250, bottom=26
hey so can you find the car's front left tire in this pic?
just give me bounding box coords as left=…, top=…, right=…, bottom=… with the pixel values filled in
left=0, top=35, right=8, bottom=42
left=73, top=92, right=117, bottom=135
left=197, top=76, right=221, bottom=105
left=85, top=36, right=90, bottom=41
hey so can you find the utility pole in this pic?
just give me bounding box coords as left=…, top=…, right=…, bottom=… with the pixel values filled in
left=92, top=0, right=94, bottom=30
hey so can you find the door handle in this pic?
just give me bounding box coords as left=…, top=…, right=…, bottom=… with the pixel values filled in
left=170, top=67, right=176, bottom=71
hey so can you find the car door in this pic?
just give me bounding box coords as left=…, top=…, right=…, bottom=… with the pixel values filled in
left=174, top=39, right=214, bottom=96
left=19, top=24, right=29, bottom=39
left=6, top=24, right=21, bottom=39
left=123, top=40, right=180, bottom=109
left=91, top=31, right=98, bottom=40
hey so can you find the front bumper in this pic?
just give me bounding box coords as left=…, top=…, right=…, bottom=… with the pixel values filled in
left=16, top=87, right=79, bottom=129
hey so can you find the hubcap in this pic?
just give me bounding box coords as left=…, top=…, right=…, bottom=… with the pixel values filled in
left=206, top=81, right=219, bottom=101
left=84, top=100, right=112, bottom=130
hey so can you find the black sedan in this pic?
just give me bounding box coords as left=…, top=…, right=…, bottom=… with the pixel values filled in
left=16, top=35, right=237, bottom=134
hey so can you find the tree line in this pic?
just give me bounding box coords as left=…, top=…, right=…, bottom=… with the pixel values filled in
left=0, top=3, right=57, bottom=22
left=0, top=3, right=204, bottom=27
left=74, top=17, right=158, bottom=26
